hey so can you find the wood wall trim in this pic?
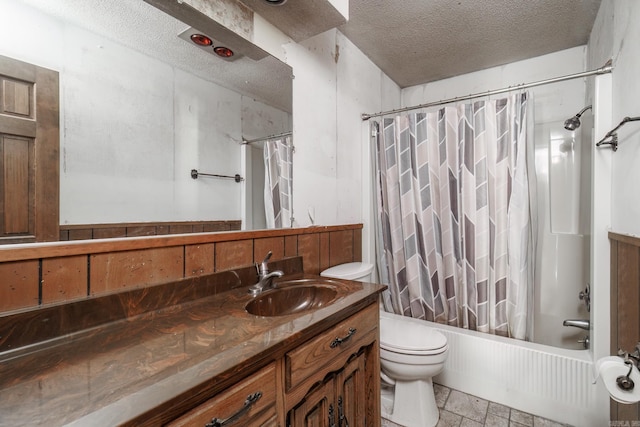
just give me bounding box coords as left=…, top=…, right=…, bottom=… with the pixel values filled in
left=609, top=231, right=640, bottom=420
left=0, top=224, right=363, bottom=313
left=58, top=220, right=242, bottom=241
left=0, top=224, right=363, bottom=263
left=609, top=231, right=640, bottom=247
left=59, top=220, right=242, bottom=231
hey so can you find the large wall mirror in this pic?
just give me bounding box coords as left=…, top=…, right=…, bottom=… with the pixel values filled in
left=0, top=0, right=293, bottom=238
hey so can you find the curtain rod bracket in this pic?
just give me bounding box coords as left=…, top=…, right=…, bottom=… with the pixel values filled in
left=191, top=169, right=243, bottom=182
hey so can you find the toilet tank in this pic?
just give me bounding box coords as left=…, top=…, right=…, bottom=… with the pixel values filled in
left=321, top=262, right=374, bottom=282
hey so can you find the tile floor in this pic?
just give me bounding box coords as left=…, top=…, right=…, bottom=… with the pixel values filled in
left=381, top=383, right=573, bottom=427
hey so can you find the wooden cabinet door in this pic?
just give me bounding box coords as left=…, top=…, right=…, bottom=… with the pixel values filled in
left=288, top=379, right=336, bottom=427
left=334, top=352, right=366, bottom=427
left=0, top=55, right=59, bottom=243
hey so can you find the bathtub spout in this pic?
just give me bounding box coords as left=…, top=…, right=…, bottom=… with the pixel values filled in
left=563, top=319, right=590, bottom=330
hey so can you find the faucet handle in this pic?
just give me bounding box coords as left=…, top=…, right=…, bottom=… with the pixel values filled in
left=258, top=251, right=273, bottom=277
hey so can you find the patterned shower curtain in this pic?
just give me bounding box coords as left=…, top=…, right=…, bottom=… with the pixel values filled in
left=264, top=136, right=293, bottom=228
left=373, top=93, right=535, bottom=340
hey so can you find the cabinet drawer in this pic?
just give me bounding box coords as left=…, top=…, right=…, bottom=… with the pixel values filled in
left=167, top=363, right=277, bottom=427
left=285, top=303, right=378, bottom=391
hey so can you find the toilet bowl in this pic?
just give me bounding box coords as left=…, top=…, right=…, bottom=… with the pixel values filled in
left=379, top=310, right=448, bottom=427
left=320, top=263, right=448, bottom=427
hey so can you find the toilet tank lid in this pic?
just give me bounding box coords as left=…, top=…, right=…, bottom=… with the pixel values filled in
left=320, top=262, right=374, bottom=280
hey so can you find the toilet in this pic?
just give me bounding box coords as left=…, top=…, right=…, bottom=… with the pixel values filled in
left=379, top=311, right=448, bottom=427
left=320, top=261, right=374, bottom=282
left=321, top=262, right=449, bottom=427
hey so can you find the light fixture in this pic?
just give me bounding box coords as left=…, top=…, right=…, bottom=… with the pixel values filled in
left=189, top=33, right=212, bottom=46
left=264, top=0, right=287, bottom=5
left=213, top=46, right=234, bottom=58
left=178, top=27, right=243, bottom=61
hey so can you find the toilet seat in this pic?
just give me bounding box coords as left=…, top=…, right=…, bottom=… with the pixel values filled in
left=380, top=311, right=448, bottom=354
left=381, top=342, right=448, bottom=356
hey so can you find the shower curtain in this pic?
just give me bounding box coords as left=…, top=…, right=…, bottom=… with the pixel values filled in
left=372, top=93, right=535, bottom=340
left=264, top=136, right=293, bottom=228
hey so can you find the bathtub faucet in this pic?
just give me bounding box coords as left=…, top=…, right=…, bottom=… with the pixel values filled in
left=562, top=319, right=590, bottom=330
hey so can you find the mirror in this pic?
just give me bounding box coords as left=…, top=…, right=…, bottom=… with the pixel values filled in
left=1, top=0, right=292, bottom=233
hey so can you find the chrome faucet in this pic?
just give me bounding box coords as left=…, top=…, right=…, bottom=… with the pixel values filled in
left=248, top=251, right=284, bottom=296
left=562, top=319, right=590, bottom=330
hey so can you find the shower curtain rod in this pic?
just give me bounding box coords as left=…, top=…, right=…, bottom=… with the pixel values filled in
left=361, top=60, right=613, bottom=121
left=242, top=131, right=292, bottom=145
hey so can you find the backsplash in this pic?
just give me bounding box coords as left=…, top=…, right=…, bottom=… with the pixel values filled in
left=59, top=220, right=242, bottom=240
left=0, top=256, right=304, bottom=356
left=0, top=224, right=362, bottom=313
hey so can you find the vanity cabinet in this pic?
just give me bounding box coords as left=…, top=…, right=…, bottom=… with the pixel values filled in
left=165, top=302, right=380, bottom=427
left=166, top=363, right=277, bottom=427
left=288, top=349, right=367, bottom=427
left=285, top=303, right=380, bottom=427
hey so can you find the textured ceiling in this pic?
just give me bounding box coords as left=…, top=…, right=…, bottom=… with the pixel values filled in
left=339, top=0, right=602, bottom=88
left=12, top=0, right=602, bottom=111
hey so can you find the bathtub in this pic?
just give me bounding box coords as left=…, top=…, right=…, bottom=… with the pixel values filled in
left=428, top=321, right=608, bottom=426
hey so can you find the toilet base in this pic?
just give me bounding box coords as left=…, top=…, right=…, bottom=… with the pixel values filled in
left=380, top=378, right=439, bottom=427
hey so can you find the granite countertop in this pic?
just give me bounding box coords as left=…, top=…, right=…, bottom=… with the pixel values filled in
left=0, top=269, right=385, bottom=426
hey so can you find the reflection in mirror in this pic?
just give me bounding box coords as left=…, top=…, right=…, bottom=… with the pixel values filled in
left=0, top=0, right=292, bottom=237
left=243, top=133, right=294, bottom=229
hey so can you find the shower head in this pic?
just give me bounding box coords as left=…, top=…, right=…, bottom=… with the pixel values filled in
left=564, top=105, right=593, bottom=131
left=564, top=116, right=581, bottom=131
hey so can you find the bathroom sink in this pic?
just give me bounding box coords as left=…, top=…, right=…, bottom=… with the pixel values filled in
left=245, top=280, right=339, bottom=317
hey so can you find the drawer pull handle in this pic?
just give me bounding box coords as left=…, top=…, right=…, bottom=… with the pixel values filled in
left=328, top=403, right=337, bottom=427
left=338, top=396, right=349, bottom=427
left=205, top=391, right=262, bottom=427
left=330, top=328, right=357, bottom=348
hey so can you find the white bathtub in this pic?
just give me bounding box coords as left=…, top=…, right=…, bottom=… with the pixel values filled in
left=427, top=321, right=608, bottom=426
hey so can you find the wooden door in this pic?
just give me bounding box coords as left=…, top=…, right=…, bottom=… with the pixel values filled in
left=334, top=352, right=366, bottom=427
left=288, top=379, right=336, bottom=427
left=0, top=55, right=59, bottom=243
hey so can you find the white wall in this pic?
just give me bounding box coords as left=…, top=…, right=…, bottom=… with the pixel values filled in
left=584, top=0, right=640, bottom=377
left=284, top=29, right=401, bottom=232
left=607, top=1, right=640, bottom=236
left=585, top=0, right=640, bottom=418
left=0, top=0, right=290, bottom=225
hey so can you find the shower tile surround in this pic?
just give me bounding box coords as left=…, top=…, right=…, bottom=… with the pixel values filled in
left=382, top=384, right=572, bottom=427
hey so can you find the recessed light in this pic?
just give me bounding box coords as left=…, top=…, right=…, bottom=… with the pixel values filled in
left=264, top=0, right=287, bottom=5
left=213, top=46, right=234, bottom=58
left=190, top=33, right=212, bottom=46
